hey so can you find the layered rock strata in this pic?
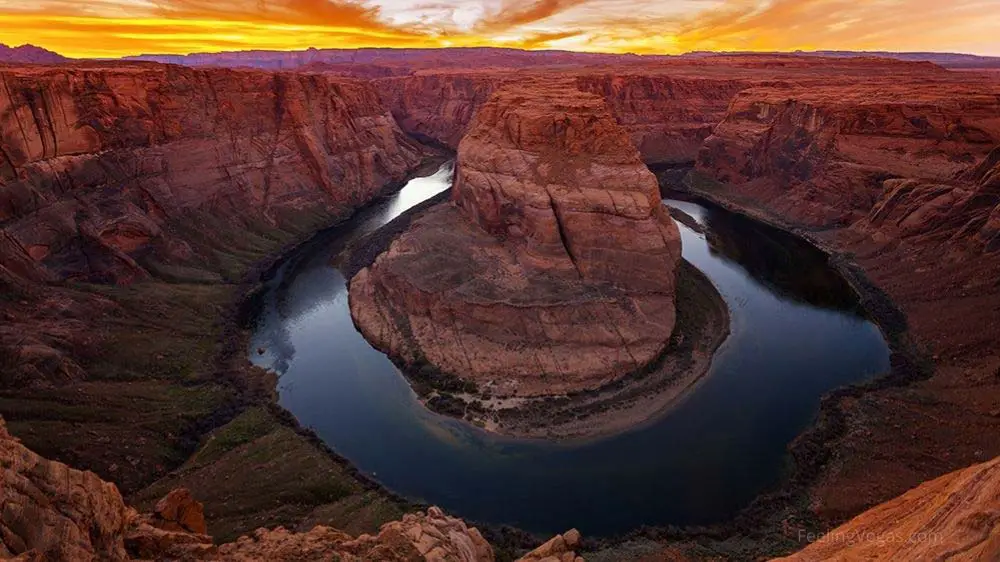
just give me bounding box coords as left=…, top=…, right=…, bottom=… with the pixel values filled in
left=574, top=73, right=748, bottom=165
left=697, top=79, right=1000, bottom=229
left=0, top=62, right=428, bottom=400
left=351, top=81, right=681, bottom=397
left=377, top=70, right=748, bottom=165
left=776, top=456, right=1000, bottom=561
left=0, top=63, right=425, bottom=284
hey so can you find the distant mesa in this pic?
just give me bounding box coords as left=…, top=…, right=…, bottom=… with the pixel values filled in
left=0, top=43, right=69, bottom=64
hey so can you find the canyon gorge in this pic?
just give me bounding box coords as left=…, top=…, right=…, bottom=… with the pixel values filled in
left=1, top=49, right=999, bottom=560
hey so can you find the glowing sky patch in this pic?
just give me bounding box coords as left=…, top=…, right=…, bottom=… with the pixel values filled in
left=0, top=0, right=997, bottom=57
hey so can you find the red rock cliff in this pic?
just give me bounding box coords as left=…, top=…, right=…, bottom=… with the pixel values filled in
left=376, top=71, right=510, bottom=148
left=697, top=78, right=1000, bottom=228
left=0, top=63, right=425, bottom=283
left=575, top=73, right=748, bottom=165
left=688, top=67, right=1000, bottom=526
left=378, top=69, right=748, bottom=165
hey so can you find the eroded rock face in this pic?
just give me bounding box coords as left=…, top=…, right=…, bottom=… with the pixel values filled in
left=697, top=79, right=1000, bottom=228
left=774, top=456, right=1000, bottom=561
left=0, top=63, right=425, bottom=283
left=516, top=528, right=583, bottom=562
left=351, top=81, right=681, bottom=397
left=0, top=416, right=131, bottom=561
left=575, top=74, right=748, bottom=165
left=377, top=70, right=748, bottom=165
left=378, top=72, right=510, bottom=148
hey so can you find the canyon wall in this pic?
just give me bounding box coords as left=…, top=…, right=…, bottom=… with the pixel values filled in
left=575, top=73, right=748, bottom=165
left=376, top=71, right=510, bottom=148
left=376, top=70, right=749, bottom=166
left=351, top=80, right=681, bottom=398
left=688, top=67, right=1000, bottom=527
left=0, top=63, right=426, bottom=284
left=697, top=78, right=1000, bottom=230
left=3, top=54, right=1000, bottom=558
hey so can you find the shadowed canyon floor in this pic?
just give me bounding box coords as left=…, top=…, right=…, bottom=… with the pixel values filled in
left=1, top=51, right=1000, bottom=560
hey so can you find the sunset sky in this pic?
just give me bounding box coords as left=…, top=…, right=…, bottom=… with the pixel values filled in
left=0, top=0, right=998, bottom=58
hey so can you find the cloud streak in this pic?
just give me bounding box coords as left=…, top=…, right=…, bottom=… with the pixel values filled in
left=0, top=0, right=997, bottom=57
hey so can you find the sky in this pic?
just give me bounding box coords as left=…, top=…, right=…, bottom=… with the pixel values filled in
left=0, top=0, right=998, bottom=58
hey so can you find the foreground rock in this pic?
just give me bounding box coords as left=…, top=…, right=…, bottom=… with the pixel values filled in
left=214, top=507, right=493, bottom=561
left=516, top=529, right=583, bottom=562
left=0, top=415, right=132, bottom=560
left=775, top=456, right=1000, bottom=561
left=351, top=81, right=681, bottom=398
left=0, top=416, right=494, bottom=561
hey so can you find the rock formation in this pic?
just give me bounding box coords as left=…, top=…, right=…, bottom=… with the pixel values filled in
left=377, top=72, right=510, bottom=147
left=0, top=415, right=133, bottom=560
left=0, top=63, right=425, bottom=284
left=686, top=65, right=1000, bottom=527
left=351, top=80, right=681, bottom=397
left=775, top=456, right=1000, bottom=561
left=516, top=529, right=583, bottom=562
left=697, top=78, right=1000, bottom=228
left=575, top=74, right=748, bottom=165
left=213, top=507, right=494, bottom=562
left=865, top=144, right=1000, bottom=249
left=377, top=70, right=748, bottom=165
left=0, top=62, right=430, bottom=395
left=0, top=44, right=67, bottom=64
left=0, top=415, right=496, bottom=561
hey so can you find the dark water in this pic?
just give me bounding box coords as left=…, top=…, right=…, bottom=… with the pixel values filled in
left=249, top=162, right=890, bottom=536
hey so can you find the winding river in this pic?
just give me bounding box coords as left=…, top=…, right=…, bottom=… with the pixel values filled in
left=249, top=161, right=891, bottom=536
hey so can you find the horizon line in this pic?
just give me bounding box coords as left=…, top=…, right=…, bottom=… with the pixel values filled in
left=4, top=42, right=1000, bottom=61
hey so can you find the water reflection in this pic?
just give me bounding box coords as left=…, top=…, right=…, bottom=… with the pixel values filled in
left=253, top=162, right=454, bottom=376
left=704, top=209, right=860, bottom=313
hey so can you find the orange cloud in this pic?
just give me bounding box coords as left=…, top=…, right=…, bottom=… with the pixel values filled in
left=148, top=0, right=387, bottom=29
left=476, top=0, right=591, bottom=31
left=0, top=0, right=997, bottom=58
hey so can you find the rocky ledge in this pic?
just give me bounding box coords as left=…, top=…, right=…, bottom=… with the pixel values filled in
left=350, top=80, right=681, bottom=403
left=0, top=414, right=585, bottom=561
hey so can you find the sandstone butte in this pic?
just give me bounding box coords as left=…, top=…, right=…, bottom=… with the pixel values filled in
left=0, top=53, right=999, bottom=560
left=350, top=80, right=682, bottom=397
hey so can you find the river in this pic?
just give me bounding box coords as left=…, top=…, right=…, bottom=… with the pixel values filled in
left=249, top=161, right=890, bottom=536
